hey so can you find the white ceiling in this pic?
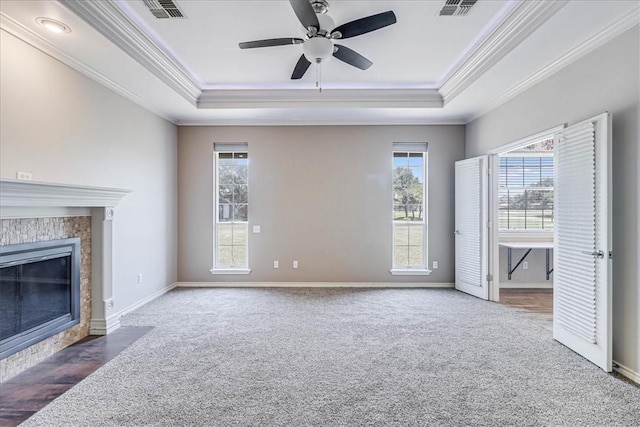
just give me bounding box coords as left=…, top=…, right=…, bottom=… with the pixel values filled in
left=1, top=0, right=638, bottom=125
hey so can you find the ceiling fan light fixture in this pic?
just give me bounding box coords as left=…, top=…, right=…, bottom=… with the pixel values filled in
left=303, top=37, right=333, bottom=63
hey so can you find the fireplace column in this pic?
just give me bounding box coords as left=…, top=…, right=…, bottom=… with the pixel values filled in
left=90, top=207, right=118, bottom=335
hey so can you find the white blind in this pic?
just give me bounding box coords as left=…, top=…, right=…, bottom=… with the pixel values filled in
left=214, top=143, right=248, bottom=152
left=455, top=158, right=483, bottom=288
left=393, top=142, right=428, bottom=152
left=554, top=122, right=597, bottom=343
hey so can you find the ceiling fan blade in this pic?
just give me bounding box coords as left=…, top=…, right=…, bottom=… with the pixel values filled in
left=291, top=54, right=312, bottom=79
left=332, top=11, right=397, bottom=39
left=239, top=38, right=304, bottom=49
left=333, top=45, right=372, bottom=70
left=289, top=0, right=319, bottom=30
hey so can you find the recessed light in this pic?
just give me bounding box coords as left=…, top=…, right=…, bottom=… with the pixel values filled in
left=36, top=17, right=71, bottom=34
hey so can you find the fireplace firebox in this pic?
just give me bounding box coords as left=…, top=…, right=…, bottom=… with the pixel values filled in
left=0, top=238, right=81, bottom=359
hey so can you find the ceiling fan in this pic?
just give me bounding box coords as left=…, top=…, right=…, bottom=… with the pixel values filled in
left=238, top=0, right=397, bottom=80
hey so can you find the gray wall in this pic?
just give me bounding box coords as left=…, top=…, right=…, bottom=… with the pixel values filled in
left=178, top=125, right=465, bottom=283
left=466, top=26, right=639, bottom=375
left=0, top=32, right=178, bottom=313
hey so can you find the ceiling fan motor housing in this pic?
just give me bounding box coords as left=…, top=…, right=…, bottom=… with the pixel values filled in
left=311, top=13, right=335, bottom=36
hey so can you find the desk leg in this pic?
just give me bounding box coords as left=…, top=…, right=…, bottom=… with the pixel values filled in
left=546, top=248, right=554, bottom=280
left=508, top=248, right=532, bottom=280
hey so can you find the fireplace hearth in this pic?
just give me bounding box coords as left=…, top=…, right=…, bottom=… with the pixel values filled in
left=0, top=238, right=81, bottom=359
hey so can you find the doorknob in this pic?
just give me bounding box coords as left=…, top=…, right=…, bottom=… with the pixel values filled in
left=581, top=250, right=605, bottom=259
left=454, top=230, right=461, bottom=235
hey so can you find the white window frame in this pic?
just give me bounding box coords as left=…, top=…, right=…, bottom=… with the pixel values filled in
left=390, top=143, right=430, bottom=276
left=211, top=144, right=251, bottom=275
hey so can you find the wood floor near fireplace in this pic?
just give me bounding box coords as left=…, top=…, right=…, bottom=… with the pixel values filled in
left=0, top=326, right=152, bottom=427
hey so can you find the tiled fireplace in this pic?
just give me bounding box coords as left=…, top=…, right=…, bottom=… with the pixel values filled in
left=0, top=179, right=129, bottom=381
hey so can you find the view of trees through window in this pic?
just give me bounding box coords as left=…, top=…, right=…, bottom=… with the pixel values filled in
left=216, top=152, right=248, bottom=268
left=393, top=152, right=425, bottom=268
left=499, top=139, right=554, bottom=230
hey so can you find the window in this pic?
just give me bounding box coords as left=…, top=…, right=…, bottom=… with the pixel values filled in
left=499, top=139, right=554, bottom=231
left=392, top=143, right=429, bottom=274
left=213, top=144, right=249, bottom=273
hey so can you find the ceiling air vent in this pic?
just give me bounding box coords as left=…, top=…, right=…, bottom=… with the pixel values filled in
left=143, top=0, right=185, bottom=19
left=439, top=0, right=477, bottom=17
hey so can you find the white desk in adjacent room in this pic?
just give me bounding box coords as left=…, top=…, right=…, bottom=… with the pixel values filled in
left=499, top=241, right=554, bottom=280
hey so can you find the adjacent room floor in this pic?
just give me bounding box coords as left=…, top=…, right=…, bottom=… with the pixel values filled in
left=499, top=288, right=553, bottom=329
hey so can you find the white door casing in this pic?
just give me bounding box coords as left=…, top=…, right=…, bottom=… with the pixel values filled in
left=455, top=156, right=489, bottom=300
left=553, top=113, right=612, bottom=372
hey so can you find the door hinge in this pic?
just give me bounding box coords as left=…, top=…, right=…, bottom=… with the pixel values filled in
left=609, top=251, right=613, bottom=259
left=486, top=274, right=493, bottom=282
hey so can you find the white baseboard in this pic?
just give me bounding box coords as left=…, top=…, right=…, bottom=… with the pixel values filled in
left=176, top=282, right=454, bottom=289
left=116, top=282, right=179, bottom=318
left=613, top=360, right=640, bottom=384
left=500, top=282, right=553, bottom=289
left=91, top=282, right=178, bottom=335
left=89, top=317, right=121, bottom=336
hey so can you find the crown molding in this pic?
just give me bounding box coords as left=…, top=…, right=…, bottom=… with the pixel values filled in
left=198, top=88, right=443, bottom=109
left=0, top=178, right=130, bottom=208
left=0, top=13, right=178, bottom=124
left=439, top=0, right=567, bottom=104
left=467, top=11, right=640, bottom=122
left=58, top=0, right=201, bottom=106
left=177, top=116, right=467, bottom=127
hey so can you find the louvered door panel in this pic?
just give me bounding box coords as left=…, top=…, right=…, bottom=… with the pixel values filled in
left=554, top=123, right=597, bottom=342
left=553, top=113, right=612, bottom=372
left=455, top=156, right=488, bottom=300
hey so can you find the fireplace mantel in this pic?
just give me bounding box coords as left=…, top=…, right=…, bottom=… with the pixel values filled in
left=1, top=178, right=130, bottom=208
left=0, top=178, right=131, bottom=336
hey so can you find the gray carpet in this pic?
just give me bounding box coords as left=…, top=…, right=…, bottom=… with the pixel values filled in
left=22, top=288, right=640, bottom=426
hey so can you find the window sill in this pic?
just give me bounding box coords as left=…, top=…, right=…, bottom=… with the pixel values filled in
left=390, top=268, right=432, bottom=276
left=210, top=268, right=251, bottom=275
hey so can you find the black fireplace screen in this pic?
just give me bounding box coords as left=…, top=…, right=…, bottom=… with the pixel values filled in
left=0, top=238, right=80, bottom=359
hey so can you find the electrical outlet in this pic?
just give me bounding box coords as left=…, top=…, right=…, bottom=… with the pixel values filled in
left=523, top=262, right=528, bottom=270
left=432, top=261, right=438, bottom=269
left=16, top=171, right=32, bottom=180
left=273, top=260, right=279, bottom=269
left=137, top=273, right=143, bottom=284
left=293, top=260, right=298, bottom=269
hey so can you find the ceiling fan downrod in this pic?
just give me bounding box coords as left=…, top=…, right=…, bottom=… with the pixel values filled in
left=310, top=0, right=329, bottom=15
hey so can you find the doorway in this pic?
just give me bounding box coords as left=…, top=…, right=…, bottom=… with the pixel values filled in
left=487, top=126, right=563, bottom=309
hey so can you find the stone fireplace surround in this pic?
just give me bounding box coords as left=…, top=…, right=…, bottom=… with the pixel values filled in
left=0, top=178, right=129, bottom=380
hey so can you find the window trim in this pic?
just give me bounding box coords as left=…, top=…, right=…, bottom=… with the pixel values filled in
left=211, top=145, right=251, bottom=274
left=390, top=144, right=429, bottom=273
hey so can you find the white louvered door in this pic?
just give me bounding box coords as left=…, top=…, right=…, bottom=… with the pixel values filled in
left=454, top=156, right=488, bottom=300
left=553, top=113, right=612, bottom=372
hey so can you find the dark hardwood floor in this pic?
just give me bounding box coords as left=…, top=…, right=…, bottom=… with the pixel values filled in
left=499, top=288, right=553, bottom=329
left=499, top=288, right=553, bottom=314
left=0, top=326, right=152, bottom=427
